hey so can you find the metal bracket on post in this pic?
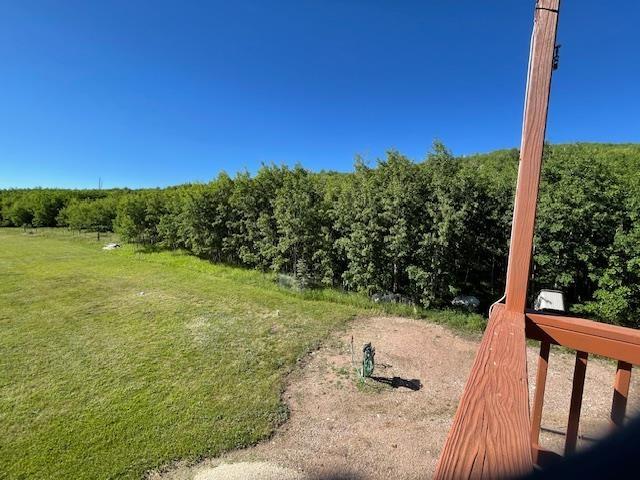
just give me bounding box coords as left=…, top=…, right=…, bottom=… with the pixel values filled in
left=553, top=44, right=561, bottom=70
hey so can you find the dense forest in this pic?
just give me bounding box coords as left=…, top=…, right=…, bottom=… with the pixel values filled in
left=3, top=142, right=640, bottom=327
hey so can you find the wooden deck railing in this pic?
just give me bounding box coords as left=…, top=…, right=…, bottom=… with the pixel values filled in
left=431, top=1, right=640, bottom=477
left=434, top=305, right=533, bottom=478
left=526, top=311, right=640, bottom=466
left=435, top=305, right=640, bottom=478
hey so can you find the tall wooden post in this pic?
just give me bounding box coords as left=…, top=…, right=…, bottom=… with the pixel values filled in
left=505, top=0, right=560, bottom=313
left=434, top=2, right=561, bottom=478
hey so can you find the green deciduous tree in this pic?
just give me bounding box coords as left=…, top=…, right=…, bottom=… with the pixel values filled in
left=3, top=142, right=640, bottom=326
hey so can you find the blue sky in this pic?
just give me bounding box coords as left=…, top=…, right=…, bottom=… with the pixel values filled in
left=1, top=1, right=639, bottom=189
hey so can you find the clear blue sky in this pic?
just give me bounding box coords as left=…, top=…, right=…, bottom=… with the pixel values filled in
left=1, top=1, right=639, bottom=189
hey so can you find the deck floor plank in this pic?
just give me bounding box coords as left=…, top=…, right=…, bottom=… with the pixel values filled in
left=434, top=305, right=532, bottom=479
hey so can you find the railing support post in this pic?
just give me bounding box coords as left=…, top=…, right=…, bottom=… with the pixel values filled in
left=611, top=360, right=632, bottom=429
left=565, top=351, right=588, bottom=456
left=504, top=0, right=561, bottom=313
left=530, top=341, right=551, bottom=462
left=434, top=2, right=562, bottom=477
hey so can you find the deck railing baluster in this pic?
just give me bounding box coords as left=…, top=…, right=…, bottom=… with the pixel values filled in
left=565, top=351, right=588, bottom=455
left=610, top=361, right=632, bottom=429
left=530, top=341, right=550, bottom=463
left=526, top=313, right=640, bottom=461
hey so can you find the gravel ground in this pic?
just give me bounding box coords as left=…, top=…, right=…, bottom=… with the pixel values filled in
left=153, top=316, right=640, bottom=480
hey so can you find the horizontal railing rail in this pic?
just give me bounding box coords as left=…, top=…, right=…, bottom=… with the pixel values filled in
left=526, top=312, right=640, bottom=365
left=525, top=311, right=640, bottom=466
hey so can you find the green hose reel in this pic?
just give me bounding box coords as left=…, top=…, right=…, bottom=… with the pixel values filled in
left=361, top=342, right=375, bottom=378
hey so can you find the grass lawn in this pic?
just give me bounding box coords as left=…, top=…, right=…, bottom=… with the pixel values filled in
left=0, top=229, right=483, bottom=479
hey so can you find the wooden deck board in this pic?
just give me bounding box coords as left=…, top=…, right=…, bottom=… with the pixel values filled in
left=434, top=305, right=532, bottom=479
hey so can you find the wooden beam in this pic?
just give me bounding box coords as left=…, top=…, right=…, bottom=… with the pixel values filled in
left=530, top=341, right=551, bottom=460
left=565, top=351, right=588, bottom=455
left=434, top=305, right=532, bottom=478
left=525, top=312, right=640, bottom=365
left=435, top=4, right=563, bottom=475
left=526, top=311, right=640, bottom=347
left=505, top=0, right=560, bottom=313
left=610, top=361, right=632, bottom=429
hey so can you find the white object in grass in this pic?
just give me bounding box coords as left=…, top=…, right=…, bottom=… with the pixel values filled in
left=534, top=289, right=566, bottom=312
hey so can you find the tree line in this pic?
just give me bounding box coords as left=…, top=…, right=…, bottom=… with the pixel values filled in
left=2, top=142, right=639, bottom=327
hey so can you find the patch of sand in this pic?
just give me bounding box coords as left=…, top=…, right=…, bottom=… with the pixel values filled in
left=152, top=316, right=640, bottom=480
left=193, top=462, right=304, bottom=480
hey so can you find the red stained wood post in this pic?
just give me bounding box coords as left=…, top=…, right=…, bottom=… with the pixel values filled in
left=610, top=361, right=632, bottom=428
left=505, top=0, right=561, bottom=313
left=530, top=341, right=551, bottom=459
left=435, top=2, right=561, bottom=478
left=565, top=351, right=588, bottom=455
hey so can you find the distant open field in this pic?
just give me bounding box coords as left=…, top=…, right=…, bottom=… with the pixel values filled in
left=0, top=228, right=481, bottom=479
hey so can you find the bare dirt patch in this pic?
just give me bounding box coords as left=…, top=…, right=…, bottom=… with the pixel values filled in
left=154, top=316, right=640, bottom=480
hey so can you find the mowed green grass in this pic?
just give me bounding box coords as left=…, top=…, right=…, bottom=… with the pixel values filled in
left=0, top=229, right=366, bottom=479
